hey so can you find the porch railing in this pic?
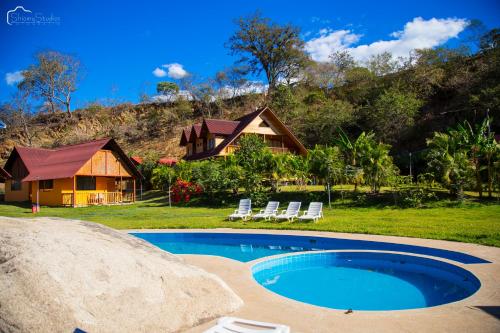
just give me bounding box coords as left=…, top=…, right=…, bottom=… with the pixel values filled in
left=226, top=145, right=289, bottom=154
left=62, top=191, right=134, bottom=206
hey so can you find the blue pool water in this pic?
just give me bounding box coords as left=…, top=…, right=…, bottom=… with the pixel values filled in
left=252, top=252, right=481, bottom=311
left=131, top=232, right=489, bottom=264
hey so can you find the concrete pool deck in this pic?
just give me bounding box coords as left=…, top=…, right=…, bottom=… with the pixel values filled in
left=125, top=229, right=500, bottom=333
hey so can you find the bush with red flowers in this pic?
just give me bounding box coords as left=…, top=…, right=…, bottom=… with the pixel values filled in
left=171, top=179, right=202, bottom=203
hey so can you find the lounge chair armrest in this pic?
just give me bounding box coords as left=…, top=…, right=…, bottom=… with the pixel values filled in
left=233, top=209, right=239, bottom=214
left=281, top=209, right=287, bottom=214
left=247, top=209, right=252, bottom=214
left=258, top=209, right=265, bottom=214
left=302, top=210, right=308, bottom=216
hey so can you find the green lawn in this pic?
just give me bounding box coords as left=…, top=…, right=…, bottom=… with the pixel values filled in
left=1, top=191, right=499, bottom=247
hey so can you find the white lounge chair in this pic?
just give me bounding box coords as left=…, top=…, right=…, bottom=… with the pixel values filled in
left=299, top=202, right=323, bottom=222
left=228, top=199, right=252, bottom=221
left=253, top=201, right=280, bottom=220
left=204, top=316, right=290, bottom=333
left=275, top=201, right=301, bottom=221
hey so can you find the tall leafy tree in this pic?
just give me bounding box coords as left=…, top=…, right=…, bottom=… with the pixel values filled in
left=370, top=87, right=423, bottom=144
left=227, top=12, right=308, bottom=92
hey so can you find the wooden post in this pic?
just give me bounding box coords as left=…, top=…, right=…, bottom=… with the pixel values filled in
left=133, top=178, right=136, bottom=203
left=72, top=176, right=76, bottom=207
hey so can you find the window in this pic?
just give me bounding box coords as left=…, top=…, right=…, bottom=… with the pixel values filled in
left=208, top=138, right=215, bottom=150
left=39, top=179, right=53, bottom=190
left=11, top=180, right=22, bottom=191
left=76, top=176, right=96, bottom=190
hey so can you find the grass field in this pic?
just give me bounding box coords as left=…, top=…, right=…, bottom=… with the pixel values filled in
left=1, top=190, right=499, bottom=247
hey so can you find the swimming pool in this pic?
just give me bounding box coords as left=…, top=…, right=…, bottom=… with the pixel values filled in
left=132, top=232, right=485, bottom=311
left=252, top=252, right=481, bottom=311
left=131, top=232, right=489, bottom=264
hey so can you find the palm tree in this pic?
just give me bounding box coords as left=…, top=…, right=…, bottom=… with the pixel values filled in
left=335, top=129, right=374, bottom=191
left=359, top=140, right=395, bottom=193
left=426, top=131, right=473, bottom=199
left=309, top=145, right=344, bottom=206
left=482, top=137, right=499, bottom=198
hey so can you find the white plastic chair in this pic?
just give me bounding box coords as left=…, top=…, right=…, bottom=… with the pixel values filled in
left=275, top=202, right=301, bottom=221
left=253, top=201, right=280, bottom=220
left=228, top=199, right=252, bottom=221
left=203, top=316, right=290, bottom=333
left=298, top=202, right=323, bottom=222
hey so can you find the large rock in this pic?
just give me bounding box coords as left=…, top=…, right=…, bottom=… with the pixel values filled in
left=0, top=217, right=243, bottom=333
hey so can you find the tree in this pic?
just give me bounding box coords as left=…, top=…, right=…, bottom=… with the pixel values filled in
left=358, top=139, right=397, bottom=193
left=366, top=52, right=399, bottom=76
left=301, top=99, right=356, bottom=146
left=20, top=51, right=81, bottom=115
left=0, top=90, right=35, bottom=146
left=227, top=12, right=308, bottom=92
left=270, top=84, right=300, bottom=122
left=151, top=165, right=176, bottom=207
left=370, top=87, right=423, bottom=144
left=426, top=131, right=473, bottom=199
left=309, top=145, right=344, bottom=206
left=234, top=134, right=270, bottom=201
left=451, top=118, right=499, bottom=198
left=215, top=66, right=249, bottom=100
left=328, top=50, right=357, bottom=86
left=156, top=82, right=179, bottom=102
left=335, top=129, right=373, bottom=191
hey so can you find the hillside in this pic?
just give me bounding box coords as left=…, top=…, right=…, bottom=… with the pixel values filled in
left=0, top=95, right=265, bottom=162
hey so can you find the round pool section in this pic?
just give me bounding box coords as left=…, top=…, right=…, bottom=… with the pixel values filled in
left=252, top=252, right=480, bottom=311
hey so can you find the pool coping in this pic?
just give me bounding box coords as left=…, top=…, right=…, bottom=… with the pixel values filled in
left=124, top=229, right=500, bottom=333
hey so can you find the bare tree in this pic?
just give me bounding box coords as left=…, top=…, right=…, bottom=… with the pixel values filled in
left=20, top=51, right=81, bottom=116
left=0, top=90, right=36, bottom=146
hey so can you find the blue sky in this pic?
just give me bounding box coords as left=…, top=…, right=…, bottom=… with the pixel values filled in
left=1, top=0, right=499, bottom=109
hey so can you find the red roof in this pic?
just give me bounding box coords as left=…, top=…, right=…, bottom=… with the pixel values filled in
left=4, top=138, right=142, bottom=181
left=186, top=123, right=203, bottom=143
left=158, top=157, right=178, bottom=166
left=203, top=119, right=240, bottom=135
left=130, top=156, right=143, bottom=165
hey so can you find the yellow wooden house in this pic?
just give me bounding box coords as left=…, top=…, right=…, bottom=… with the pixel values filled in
left=3, top=138, right=142, bottom=207
left=180, top=107, right=308, bottom=160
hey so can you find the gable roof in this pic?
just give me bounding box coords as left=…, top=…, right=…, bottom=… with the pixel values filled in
left=187, top=123, right=203, bottom=143
left=184, top=107, right=307, bottom=160
left=179, top=126, right=193, bottom=146
left=4, top=138, right=142, bottom=182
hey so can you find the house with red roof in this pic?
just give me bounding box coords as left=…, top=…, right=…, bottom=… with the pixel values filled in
left=180, top=107, right=307, bottom=160
left=3, top=138, right=142, bottom=207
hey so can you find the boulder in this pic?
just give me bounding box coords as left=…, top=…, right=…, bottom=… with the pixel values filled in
left=0, top=217, right=243, bottom=333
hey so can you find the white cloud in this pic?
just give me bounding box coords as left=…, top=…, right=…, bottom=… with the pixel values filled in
left=152, top=63, right=189, bottom=79
left=163, top=63, right=188, bottom=79
left=305, top=17, right=469, bottom=62
left=5, top=70, right=24, bottom=85
left=152, top=67, right=167, bottom=77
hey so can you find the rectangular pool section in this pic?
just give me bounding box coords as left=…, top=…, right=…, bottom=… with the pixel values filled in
left=131, top=232, right=489, bottom=264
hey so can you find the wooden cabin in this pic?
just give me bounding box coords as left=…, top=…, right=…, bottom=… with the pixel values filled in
left=3, top=138, right=142, bottom=207
left=180, top=107, right=307, bottom=160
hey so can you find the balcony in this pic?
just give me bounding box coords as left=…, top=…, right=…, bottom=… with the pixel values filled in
left=62, top=191, right=134, bottom=207
left=226, top=145, right=289, bottom=154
